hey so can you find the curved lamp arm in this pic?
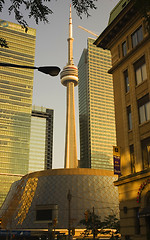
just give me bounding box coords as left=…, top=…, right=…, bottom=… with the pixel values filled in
left=0, top=62, right=61, bottom=76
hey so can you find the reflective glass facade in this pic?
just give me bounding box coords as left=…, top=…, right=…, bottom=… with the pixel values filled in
left=29, top=106, right=54, bottom=172
left=0, top=168, right=119, bottom=229
left=0, top=20, right=36, bottom=206
left=78, top=38, right=116, bottom=170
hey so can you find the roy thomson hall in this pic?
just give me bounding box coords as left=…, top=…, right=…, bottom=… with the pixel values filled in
left=94, top=0, right=150, bottom=240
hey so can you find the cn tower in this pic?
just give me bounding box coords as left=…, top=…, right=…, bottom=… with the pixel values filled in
left=60, top=4, right=78, bottom=168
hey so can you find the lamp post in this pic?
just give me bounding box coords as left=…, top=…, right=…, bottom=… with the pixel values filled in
left=0, top=62, right=61, bottom=76
left=67, top=190, right=72, bottom=240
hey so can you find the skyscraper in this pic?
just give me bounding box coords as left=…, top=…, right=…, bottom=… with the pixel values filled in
left=0, top=20, right=36, bottom=206
left=60, top=5, right=78, bottom=168
left=78, top=38, right=116, bottom=170
left=29, top=105, right=54, bottom=172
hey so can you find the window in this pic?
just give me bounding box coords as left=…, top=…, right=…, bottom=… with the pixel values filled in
left=36, top=204, right=58, bottom=222
left=138, top=94, right=150, bottom=124
left=131, top=25, right=143, bottom=48
left=135, top=208, right=140, bottom=235
left=127, top=105, right=132, bottom=130
left=134, top=56, right=147, bottom=85
left=36, top=209, right=52, bottom=221
left=141, top=137, right=150, bottom=169
left=118, top=45, right=120, bottom=58
left=122, top=41, right=127, bottom=56
left=130, top=145, right=135, bottom=173
left=124, top=69, right=129, bottom=93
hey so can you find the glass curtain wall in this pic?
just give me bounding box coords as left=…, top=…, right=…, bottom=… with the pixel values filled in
left=78, top=38, right=116, bottom=170
left=0, top=20, right=36, bottom=206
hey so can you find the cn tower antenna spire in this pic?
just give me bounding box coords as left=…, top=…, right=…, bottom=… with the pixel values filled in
left=68, top=4, right=74, bottom=65
left=60, top=4, right=78, bottom=168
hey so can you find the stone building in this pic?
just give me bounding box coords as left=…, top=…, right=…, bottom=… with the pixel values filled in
left=94, top=0, right=150, bottom=239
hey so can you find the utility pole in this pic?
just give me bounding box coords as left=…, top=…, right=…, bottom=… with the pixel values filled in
left=92, top=207, right=95, bottom=240
left=67, top=189, right=72, bottom=240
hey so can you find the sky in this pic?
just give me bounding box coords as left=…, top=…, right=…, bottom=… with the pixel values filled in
left=1, top=0, right=120, bottom=169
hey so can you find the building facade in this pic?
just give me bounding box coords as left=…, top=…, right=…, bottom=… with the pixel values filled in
left=29, top=105, right=54, bottom=172
left=95, top=0, right=150, bottom=239
left=0, top=20, right=36, bottom=206
left=78, top=38, right=116, bottom=170
left=0, top=168, right=119, bottom=231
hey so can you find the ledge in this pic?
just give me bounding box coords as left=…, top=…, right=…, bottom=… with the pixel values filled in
left=114, top=168, right=150, bottom=186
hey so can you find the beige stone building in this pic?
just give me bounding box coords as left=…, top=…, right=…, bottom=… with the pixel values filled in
left=94, top=0, right=150, bottom=239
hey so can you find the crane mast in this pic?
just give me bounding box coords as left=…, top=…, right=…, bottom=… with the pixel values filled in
left=78, top=25, right=98, bottom=38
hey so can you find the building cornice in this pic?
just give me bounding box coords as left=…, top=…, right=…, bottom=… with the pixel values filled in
left=114, top=168, right=150, bottom=186
left=94, top=1, right=136, bottom=49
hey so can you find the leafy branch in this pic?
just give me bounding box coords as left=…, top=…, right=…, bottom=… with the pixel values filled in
left=0, top=38, right=8, bottom=48
left=0, top=0, right=97, bottom=47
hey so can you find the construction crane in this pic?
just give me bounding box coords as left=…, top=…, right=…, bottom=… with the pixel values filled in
left=78, top=25, right=98, bottom=38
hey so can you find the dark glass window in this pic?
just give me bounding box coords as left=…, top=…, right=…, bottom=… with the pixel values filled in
left=127, top=105, right=132, bottom=130
left=124, top=69, right=129, bottom=93
left=130, top=145, right=135, bottom=173
left=118, top=45, right=120, bottom=58
left=36, top=209, right=52, bottom=221
left=141, top=137, right=150, bottom=169
left=122, top=41, right=127, bottom=56
left=134, top=56, right=147, bottom=85
left=138, top=94, right=150, bottom=124
left=131, top=25, right=143, bottom=48
left=135, top=208, right=140, bottom=235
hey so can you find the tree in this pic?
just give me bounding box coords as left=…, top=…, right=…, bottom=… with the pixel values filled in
left=0, top=0, right=97, bottom=29
left=101, top=214, right=120, bottom=240
left=80, top=209, right=103, bottom=238
left=134, top=0, right=150, bottom=33
left=0, top=0, right=97, bottom=47
left=0, top=38, right=8, bottom=48
left=80, top=212, right=120, bottom=240
left=102, top=214, right=120, bottom=231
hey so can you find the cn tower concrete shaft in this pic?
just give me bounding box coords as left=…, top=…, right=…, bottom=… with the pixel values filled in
left=60, top=5, right=78, bottom=168
left=65, top=82, right=77, bottom=168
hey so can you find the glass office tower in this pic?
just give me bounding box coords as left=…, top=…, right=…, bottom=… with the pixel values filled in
left=29, top=106, right=54, bottom=172
left=0, top=20, right=36, bottom=206
left=78, top=38, right=116, bottom=170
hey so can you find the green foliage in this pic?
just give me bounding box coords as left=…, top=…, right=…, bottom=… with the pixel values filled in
left=80, top=212, right=120, bottom=240
left=135, top=0, right=150, bottom=33
left=0, top=0, right=97, bottom=47
left=0, top=0, right=53, bottom=31
left=0, top=37, right=8, bottom=48
left=101, top=214, right=120, bottom=240
left=72, top=0, right=97, bottom=18
left=0, top=0, right=97, bottom=30
left=80, top=210, right=102, bottom=230
left=0, top=0, right=4, bottom=12
left=80, top=209, right=103, bottom=237
left=101, top=214, right=120, bottom=231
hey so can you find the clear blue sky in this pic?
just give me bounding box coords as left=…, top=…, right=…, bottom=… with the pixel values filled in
left=1, top=0, right=119, bottom=169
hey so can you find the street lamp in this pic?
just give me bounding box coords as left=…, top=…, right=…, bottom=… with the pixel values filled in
left=0, top=62, right=61, bottom=76
left=67, top=189, right=72, bottom=240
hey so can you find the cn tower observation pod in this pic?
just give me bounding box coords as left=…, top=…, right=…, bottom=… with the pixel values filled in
left=60, top=65, right=78, bottom=87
